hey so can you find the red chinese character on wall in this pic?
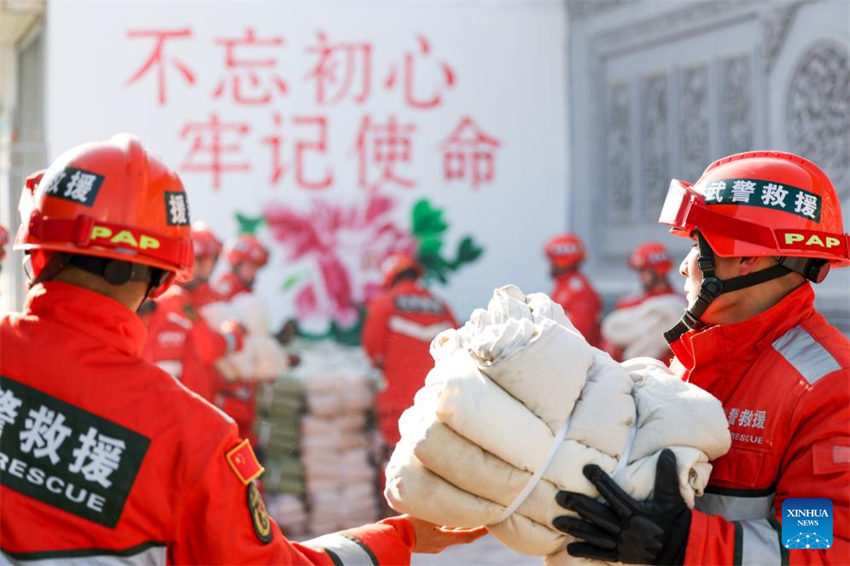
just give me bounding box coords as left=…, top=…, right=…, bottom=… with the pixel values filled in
left=355, top=115, right=416, bottom=191
left=125, top=28, right=195, bottom=106
left=212, top=27, right=288, bottom=105
left=261, top=112, right=288, bottom=185
left=384, top=35, right=455, bottom=110
left=304, top=31, right=372, bottom=106
left=440, top=116, right=501, bottom=189
left=294, top=116, right=334, bottom=190
left=180, top=112, right=251, bottom=190
left=261, top=114, right=334, bottom=190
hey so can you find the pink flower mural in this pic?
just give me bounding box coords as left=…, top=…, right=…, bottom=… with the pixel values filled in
left=264, top=191, right=416, bottom=333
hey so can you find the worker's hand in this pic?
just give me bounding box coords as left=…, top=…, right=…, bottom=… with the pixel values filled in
left=406, top=515, right=488, bottom=554
left=553, top=449, right=691, bottom=565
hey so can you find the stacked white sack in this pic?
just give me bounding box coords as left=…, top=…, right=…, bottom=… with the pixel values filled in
left=601, top=294, right=687, bottom=360
left=268, top=493, right=309, bottom=537
left=294, top=342, right=380, bottom=534
left=201, top=294, right=290, bottom=381
left=385, top=285, right=730, bottom=562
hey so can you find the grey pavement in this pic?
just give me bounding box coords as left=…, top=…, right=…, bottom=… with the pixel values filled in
left=412, top=534, right=542, bottom=566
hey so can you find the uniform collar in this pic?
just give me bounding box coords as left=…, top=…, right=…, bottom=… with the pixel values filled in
left=24, top=281, right=148, bottom=357
left=670, top=283, right=815, bottom=395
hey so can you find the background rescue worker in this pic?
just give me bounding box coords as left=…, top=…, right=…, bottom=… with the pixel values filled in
left=213, top=233, right=271, bottom=446
left=601, top=242, right=685, bottom=361
left=545, top=233, right=603, bottom=346
left=217, top=233, right=269, bottom=300
left=184, top=222, right=227, bottom=306
left=0, top=134, right=485, bottom=564
left=362, top=252, right=458, bottom=449
left=142, top=222, right=242, bottom=401
left=619, top=242, right=678, bottom=309
left=554, top=151, right=850, bottom=565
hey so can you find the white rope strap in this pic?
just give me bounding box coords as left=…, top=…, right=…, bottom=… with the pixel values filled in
left=612, top=418, right=638, bottom=478
left=489, top=412, right=639, bottom=526
left=489, top=407, right=576, bottom=525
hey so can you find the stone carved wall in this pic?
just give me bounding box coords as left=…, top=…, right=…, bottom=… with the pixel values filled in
left=606, top=83, right=632, bottom=221
left=720, top=55, right=754, bottom=156
left=680, top=65, right=710, bottom=183
left=641, top=75, right=669, bottom=215
left=786, top=41, right=850, bottom=197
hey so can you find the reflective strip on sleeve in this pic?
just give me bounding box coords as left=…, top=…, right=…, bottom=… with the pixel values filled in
left=155, top=360, right=183, bottom=380
left=388, top=316, right=453, bottom=342
left=695, top=491, right=775, bottom=521
left=738, top=518, right=782, bottom=566
left=1, top=544, right=166, bottom=565
left=302, top=534, right=378, bottom=566
left=772, top=326, right=842, bottom=385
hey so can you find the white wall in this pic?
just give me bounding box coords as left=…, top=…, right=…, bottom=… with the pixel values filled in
left=46, top=1, right=569, bottom=331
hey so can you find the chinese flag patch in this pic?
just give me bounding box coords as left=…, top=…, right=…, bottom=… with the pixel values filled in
left=226, top=439, right=264, bottom=485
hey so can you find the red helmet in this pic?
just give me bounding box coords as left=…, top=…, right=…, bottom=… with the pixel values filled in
left=225, top=234, right=269, bottom=267
left=545, top=233, right=585, bottom=269
left=0, top=224, right=8, bottom=262
left=380, top=252, right=423, bottom=288
left=15, top=134, right=193, bottom=298
left=629, top=241, right=673, bottom=276
left=660, top=151, right=850, bottom=274
left=191, top=222, right=223, bottom=260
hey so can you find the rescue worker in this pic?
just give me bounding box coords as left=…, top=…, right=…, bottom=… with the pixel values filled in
left=545, top=233, right=603, bottom=346
left=601, top=242, right=685, bottom=361
left=217, top=233, right=268, bottom=300
left=213, top=233, right=271, bottom=446
left=184, top=222, right=227, bottom=306
left=142, top=222, right=241, bottom=401
left=618, top=242, right=679, bottom=309
left=0, top=134, right=485, bottom=564
left=362, top=252, right=458, bottom=449
left=554, top=151, right=850, bottom=564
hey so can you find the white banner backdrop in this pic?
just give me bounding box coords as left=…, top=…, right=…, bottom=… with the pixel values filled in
left=47, top=1, right=568, bottom=334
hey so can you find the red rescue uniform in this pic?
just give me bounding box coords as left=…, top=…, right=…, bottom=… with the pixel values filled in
left=142, top=284, right=237, bottom=402
left=213, top=271, right=260, bottom=446
left=670, top=284, right=850, bottom=565
left=190, top=279, right=226, bottom=308
left=362, top=279, right=458, bottom=446
left=551, top=270, right=603, bottom=347
left=0, top=282, right=415, bottom=565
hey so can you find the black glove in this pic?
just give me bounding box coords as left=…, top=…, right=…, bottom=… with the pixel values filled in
left=553, top=449, right=691, bottom=565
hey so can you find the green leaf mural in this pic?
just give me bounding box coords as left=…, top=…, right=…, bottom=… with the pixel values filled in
left=236, top=212, right=266, bottom=235
left=411, top=198, right=485, bottom=284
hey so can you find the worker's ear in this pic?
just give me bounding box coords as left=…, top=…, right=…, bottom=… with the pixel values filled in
left=737, top=256, right=763, bottom=276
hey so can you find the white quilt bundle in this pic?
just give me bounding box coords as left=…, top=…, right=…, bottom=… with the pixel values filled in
left=202, top=293, right=289, bottom=381
left=385, top=285, right=730, bottom=563
left=601, top=294, right=686, bottom=360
